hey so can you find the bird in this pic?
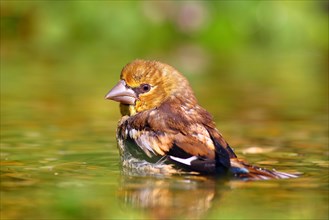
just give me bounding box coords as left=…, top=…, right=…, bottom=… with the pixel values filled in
left=105, top=60, right=297, bottom=180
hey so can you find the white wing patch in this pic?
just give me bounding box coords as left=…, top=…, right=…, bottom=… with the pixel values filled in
left=169, top=156, right=198, bottom=166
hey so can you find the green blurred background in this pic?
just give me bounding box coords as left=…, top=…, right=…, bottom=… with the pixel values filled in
left=1, top=1, right=328, bottom=220
left=1, top=1, right=327, bottom=122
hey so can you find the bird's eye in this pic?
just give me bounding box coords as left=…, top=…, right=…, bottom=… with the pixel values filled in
left=141, top=84, right=151, bottom=93
left=132, top=83, right=152, bottom=96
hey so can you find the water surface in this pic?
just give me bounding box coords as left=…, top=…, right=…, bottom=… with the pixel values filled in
left=1, top=100, right=327, bottom=219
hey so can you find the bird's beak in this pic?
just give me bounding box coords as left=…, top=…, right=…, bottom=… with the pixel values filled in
left=105, top=80, right=137, bottom=105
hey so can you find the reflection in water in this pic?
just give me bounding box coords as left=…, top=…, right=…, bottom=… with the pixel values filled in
left=118, top=174, right=222, bottom=219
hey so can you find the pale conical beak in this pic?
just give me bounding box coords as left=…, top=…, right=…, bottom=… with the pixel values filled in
left=105, top=80, right=137, bottom=105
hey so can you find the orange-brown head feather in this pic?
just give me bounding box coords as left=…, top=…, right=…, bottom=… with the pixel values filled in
left=120, top=60, right=196, bottom=114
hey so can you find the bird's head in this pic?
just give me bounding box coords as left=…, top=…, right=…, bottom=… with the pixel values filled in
left=105, top=60, right=196, bottom=116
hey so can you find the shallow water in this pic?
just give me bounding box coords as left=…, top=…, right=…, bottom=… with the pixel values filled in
left=1, top=103, right=328, bottom=219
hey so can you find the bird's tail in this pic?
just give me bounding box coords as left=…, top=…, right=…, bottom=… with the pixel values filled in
left=229, top=158, right=298, bottom=180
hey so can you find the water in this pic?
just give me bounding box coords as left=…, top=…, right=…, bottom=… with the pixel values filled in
left=1, top=99, right=327, bottom=219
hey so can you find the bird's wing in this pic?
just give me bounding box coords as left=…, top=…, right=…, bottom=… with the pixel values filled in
left=118, top=110, right=231, bottom=174
left=167, top=123, right=231, bottom=174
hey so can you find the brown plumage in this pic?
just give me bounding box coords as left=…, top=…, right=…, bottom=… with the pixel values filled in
left=105, top=60, right=297, bottom=180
